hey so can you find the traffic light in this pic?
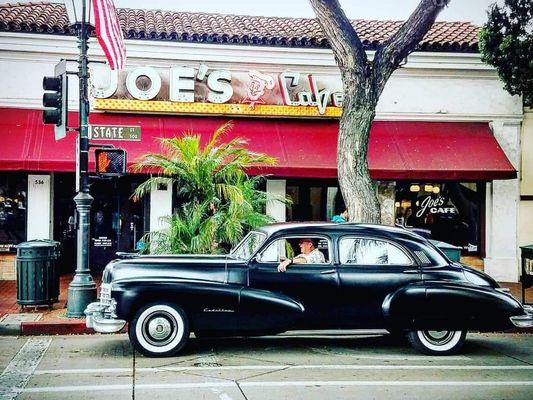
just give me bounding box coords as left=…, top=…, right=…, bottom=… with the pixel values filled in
left=95, top=149, right=127, bottom=176
left=42, top=61, right=68, bottom=140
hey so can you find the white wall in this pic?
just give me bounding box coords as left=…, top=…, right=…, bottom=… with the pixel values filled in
left=484, top=121, right=521, bottom=282
left=0, top=34, right=523, bottom=120
left=149, top=181, right=172, bottom=232
left=266, top=179, right=286, bottom=222
left=519, top=109, right=533, bottom=250
left=27, top=174, right=53, bottom=240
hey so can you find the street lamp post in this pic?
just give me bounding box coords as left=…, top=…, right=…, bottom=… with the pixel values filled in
left=65, top=0, right=97, bottom=317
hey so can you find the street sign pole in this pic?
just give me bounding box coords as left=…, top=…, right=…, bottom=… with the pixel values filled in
left=67, top=0, right=96, bottom=318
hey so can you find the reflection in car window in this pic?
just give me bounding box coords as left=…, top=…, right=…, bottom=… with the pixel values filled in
left=259, top=239, right=291, bottom=262
left=339, top=238, right=411, bottom=265
left=230, top=232, right=266, bottom=260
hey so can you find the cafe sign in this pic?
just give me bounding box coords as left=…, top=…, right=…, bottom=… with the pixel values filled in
left=415, top=195, right=457, bottom=217
left=90, top=64, right=345, bottom=118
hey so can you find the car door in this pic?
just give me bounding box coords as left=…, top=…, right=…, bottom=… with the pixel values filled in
left=336, top=236, right=421, bottom=328
left=248, top=235, right=339, bottom=328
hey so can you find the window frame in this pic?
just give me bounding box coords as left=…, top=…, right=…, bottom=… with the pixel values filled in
left=337, top=235, right=415, bottom=267
left=230, top=231, right=267, bottom=261
left=255, top=234, right=333, bottom=265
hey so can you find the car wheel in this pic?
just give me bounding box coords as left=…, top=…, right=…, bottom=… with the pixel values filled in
left=129, top=303, right=189, bottom=357
left=407, top=330, right=467, bottom=355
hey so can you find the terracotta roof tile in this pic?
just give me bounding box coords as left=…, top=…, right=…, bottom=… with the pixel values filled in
left=0, top=2, right=480, bottom=52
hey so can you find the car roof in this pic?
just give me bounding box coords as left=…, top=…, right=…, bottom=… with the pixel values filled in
left=256, top=222, right=427, bottom=243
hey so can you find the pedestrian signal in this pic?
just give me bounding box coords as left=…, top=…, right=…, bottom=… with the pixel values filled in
left=95, top=149, right=126, bottom=176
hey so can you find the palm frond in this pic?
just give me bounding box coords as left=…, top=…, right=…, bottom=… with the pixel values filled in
left=204, top=120, right=233, bottom=154
left=134, top=122, right=288, bottom=254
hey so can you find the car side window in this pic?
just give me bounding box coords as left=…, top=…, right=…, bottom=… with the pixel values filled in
left=339, top=237, right=411, bottom=265
left=257, top=236, right=330, bottom=264
left=258, top=239, right=292, bottom=262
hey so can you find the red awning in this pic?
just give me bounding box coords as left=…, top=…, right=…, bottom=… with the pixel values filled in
left=0, top=108, right=516, bottom=180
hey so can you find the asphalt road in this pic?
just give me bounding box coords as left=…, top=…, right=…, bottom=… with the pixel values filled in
left=0, top=331, right=532, bottom=400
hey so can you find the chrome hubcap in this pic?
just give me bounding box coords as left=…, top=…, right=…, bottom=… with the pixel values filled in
left=148, top=317, right=172, bottom=341
left=422, top=330, right=454, bottom=346
left=427, top=331, right=448, bottom=340
left=141, top=311, right=178, bottom=347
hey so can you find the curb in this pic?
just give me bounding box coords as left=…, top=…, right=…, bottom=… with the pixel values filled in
left=0, top=320, right=529, bottom=336
left=18, top=320, right=129, bottom=336
left=21, top=320, right=93, bottom=336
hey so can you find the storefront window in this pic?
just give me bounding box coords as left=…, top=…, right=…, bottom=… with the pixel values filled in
left=0, top=173, right=27, bottom=251
left=286, top=179, right=343, bottom=222
left=394, top=182, right=483, bottom=254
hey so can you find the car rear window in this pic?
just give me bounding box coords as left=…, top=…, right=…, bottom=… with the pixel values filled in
left=339, top=237, right=412, bottom=265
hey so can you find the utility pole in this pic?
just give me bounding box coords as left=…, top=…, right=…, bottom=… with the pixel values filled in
left=67, top=0, right=96, bottom=317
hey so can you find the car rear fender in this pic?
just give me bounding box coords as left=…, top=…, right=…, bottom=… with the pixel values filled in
left=420, top=280, right=523, bottom=324
left=383, top=280, right=524, bottom=331
left=382, top=282, right=426, bottom=328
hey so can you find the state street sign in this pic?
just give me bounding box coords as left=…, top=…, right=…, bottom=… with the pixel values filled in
left=89, top=125, right=141, bottom=141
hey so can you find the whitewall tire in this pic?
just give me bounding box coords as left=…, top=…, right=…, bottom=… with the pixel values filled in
left=129, top=303, right=189, bottom=357
left=407, top=330, right=467, bottom=355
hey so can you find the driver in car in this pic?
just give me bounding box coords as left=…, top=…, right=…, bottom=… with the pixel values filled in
left=277, top=238, right=325, bottom=272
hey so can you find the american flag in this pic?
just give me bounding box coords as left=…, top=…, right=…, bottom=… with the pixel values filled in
left=92, top=0, right=126, bottom=70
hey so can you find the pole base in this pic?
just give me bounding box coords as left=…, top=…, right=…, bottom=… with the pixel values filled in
left=67, top=280, right=97, bottom=318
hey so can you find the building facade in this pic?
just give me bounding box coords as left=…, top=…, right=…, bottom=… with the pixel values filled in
left=0, top=3, right=525, bottom=281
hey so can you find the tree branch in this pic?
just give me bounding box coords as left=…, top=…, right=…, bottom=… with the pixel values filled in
left=309, top=0, right=368, bottom=76
left=372, top=0, right=450, bottom=95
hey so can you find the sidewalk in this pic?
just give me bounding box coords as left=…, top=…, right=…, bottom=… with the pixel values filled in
left=0, top=274, right=531, bottom=336
left=0, top=273, right=101, bottom=336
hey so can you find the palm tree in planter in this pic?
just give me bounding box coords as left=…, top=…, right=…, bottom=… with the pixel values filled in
left=132, top=121, right=287, bottom=254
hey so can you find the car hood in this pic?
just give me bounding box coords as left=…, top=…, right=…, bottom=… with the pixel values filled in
left=102, top=254, right=246, bottom=284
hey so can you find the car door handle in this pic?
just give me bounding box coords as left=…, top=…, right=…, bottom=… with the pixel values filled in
left=403, top=269, right=420, bottom=274
left=320, top=269, right=336, bottom=275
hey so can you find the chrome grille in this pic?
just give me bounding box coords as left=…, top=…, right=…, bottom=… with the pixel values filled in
left=99, top=283, right=112, bottom=306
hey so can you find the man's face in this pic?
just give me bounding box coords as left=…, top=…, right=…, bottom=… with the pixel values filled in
left=299, top=240, right=314, bottom=254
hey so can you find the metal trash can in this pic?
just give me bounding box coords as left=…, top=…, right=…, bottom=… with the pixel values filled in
left=16, top=239, right=60, bottom=308
left=520, top=245, right=533, bottom=304
left=430, top=240, right=462, bottom=262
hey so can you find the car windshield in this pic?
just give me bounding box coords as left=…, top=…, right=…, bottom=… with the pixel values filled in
left=230, top=231, right=266, bottom=260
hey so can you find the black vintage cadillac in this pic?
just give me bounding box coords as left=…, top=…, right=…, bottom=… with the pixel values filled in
left=85, top=223, right=532, bottom=357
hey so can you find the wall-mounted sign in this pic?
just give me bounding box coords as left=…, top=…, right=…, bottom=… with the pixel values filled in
left=89, top=125, right=141, bottom=141
left=415, top=195, right=457, bottom=217
left=90, top=64, right=345, bottom=118
left=92, top=237, right=113, bottom=247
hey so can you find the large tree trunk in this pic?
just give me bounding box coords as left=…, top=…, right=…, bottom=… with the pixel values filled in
left=310, top=0, right=449, bottom=224
left=338, top=85, right=380, bottom=223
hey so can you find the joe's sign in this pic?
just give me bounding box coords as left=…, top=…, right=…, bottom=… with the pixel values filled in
left=90, top=64, right=345, bottom=116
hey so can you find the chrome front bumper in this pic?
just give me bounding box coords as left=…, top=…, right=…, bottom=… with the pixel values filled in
left=85, top=301, right=126, bottom=333
left=510, top=305, right=533, bottom=328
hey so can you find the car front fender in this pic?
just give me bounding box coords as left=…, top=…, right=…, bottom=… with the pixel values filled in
left=110, top=278, right=304, bottom=323
left=111, top=278, right=242, bottom=321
